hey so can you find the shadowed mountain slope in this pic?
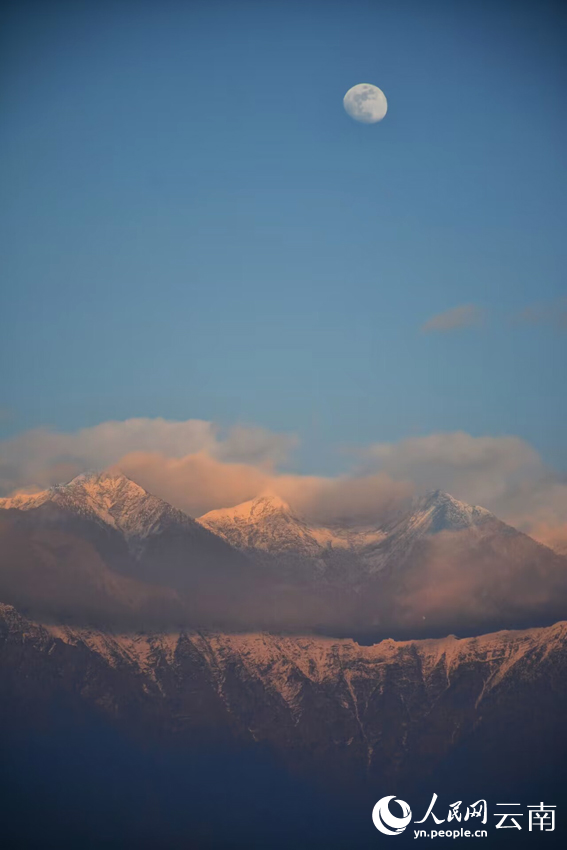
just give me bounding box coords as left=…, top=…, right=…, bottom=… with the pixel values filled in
left=0, top=473, right=266, bottom=629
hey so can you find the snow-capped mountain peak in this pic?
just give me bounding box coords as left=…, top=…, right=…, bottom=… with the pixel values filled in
left=200, top=492, right=291, bottom=525
left=197, top=488, right=495, bottom=562
left=0, top=470, right=194, bottom=540
left=412, top=489, right=493, bottom=532
left=198, top=493, right=387, bottom=559
left=198, top=492, right=324, bottom=555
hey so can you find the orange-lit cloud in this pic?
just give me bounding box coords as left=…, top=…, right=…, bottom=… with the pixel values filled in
left=114, top=453, right=412, bottom=522
left=1, top=418, right=566, bottom=551
left=0, top=418, right=295, bottom=496
left=116, top=450, right=272, bottom=518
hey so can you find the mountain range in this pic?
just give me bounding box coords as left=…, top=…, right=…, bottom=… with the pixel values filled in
left=1, top=471, right=566, bottom=847
left=2, top=600, right=566, bottom=787
left=1, top=471, right=566, bottom=636
left=1, top=601, right=566, bottom=848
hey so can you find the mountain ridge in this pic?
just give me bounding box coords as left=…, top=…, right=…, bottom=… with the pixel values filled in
left=197, top=488, right=498, bottom=555
left=1, top=599, right=566, bottom=790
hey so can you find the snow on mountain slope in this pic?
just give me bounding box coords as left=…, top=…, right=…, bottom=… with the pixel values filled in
left=40, top=617, right=567, bottom=713
left=197, top=488, right=567, bottom=635
left=0, top=477, right=510, bottom=565
left=0, top=471, right=202, bottom=541
left=196, top=489, right=501, bottom=586
left=198, top=493, right=385, bottom=558
left=397, top=488, right=492, bottom=532
left=199, top=494, right=326, bottom=557
left=198, top=489, right=494, bottom=556
left=358, top=489, right=496, bottom=573
left=2, top=600, right=566, bottom=788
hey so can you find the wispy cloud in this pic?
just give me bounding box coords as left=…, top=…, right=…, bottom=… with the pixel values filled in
left=421, top=304, right=484, bottom=333
left=512, top=298, right=567, bottom=331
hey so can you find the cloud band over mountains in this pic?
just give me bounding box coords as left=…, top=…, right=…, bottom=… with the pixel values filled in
left=1, top=417, right=566, bottom=553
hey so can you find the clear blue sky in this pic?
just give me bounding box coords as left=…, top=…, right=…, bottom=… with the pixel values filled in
left=1, top=0, right=565, bottom=473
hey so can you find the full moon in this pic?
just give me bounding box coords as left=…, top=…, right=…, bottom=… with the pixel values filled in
left=343, top=83, right=388, bottom=124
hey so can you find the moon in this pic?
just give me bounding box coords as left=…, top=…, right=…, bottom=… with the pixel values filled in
left=343, top=83, right=387, bottom=124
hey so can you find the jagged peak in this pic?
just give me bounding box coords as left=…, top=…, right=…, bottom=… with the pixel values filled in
left=419, top=489, right=490, bottom=513
left=0, top=470, right=148, bottom=508
left=63, top=469, right=148, bottom=497
left=412, top=489, right=492, bottom=532
left=66, top=468, right=142, bottom=487
left=67, top=469, right=109, bottom=485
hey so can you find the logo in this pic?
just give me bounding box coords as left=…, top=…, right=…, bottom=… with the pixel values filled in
left=372, top=796, right=413, bottom=835
left=371, top=793, right=556, bottom=839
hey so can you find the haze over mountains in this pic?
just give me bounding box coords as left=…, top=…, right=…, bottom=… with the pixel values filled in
left=1, top=471, right=566, bottom=638
left=0, top=472, right=261, bottom=630
left=198, top=492, right=387, bottom=566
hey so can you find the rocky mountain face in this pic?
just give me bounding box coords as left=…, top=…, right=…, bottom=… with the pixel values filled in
left=1, top=601, right=566, bottom=793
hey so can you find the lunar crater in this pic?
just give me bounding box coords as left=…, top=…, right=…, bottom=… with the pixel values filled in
left=343, top=83, right=388, bottom=124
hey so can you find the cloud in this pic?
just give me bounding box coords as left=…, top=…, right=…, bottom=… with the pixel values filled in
left=512, top=298, right=567, bottom=331
left=215, top=424, right=297, bottom=466
left=361, top=431, right=567, bottom=553
left=113, top=457, right=412, bottom=522
left=0, top=418, right=296, bottom=499
left=362, top=432, right=542, bottom=506
left=419, top=299, right=567, bottom=335
left=492, top=474, right=567, bottom=554
left=1, top=419, right=566, bottom=555
left=275, top=473, right=412, bottom=524
left=2, top=418, right=567, bottom=635
left=386, top=523, right=567, bottom=637
left=117, top=450, right=272, bottom=518
left=421, top=304, right=484, bottom=333
left=526, top=522, right=567, bottom=556
left=0, top=417, right=410, bottom=522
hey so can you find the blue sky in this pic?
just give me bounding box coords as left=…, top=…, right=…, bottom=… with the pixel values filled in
left=1, top=0, right=565, bottom=474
